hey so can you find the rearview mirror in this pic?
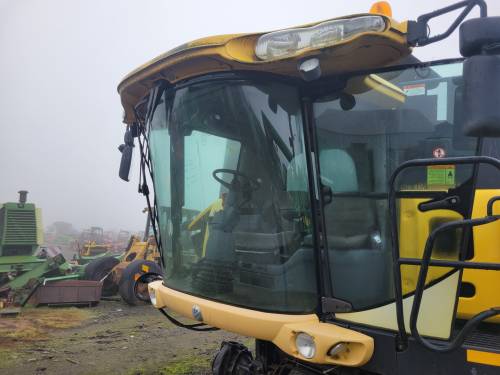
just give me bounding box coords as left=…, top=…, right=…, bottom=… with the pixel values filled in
left=462, top=55, right=500, bottom=137
left=461, top=17, right=500, bottom=137
left=118, top=128, right=134, bottom=181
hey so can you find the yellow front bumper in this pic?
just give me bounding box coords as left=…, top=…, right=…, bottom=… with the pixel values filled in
left=148, top=281, right=374, bottom=367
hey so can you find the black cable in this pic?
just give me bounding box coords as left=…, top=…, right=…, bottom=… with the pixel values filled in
left=158, top=308, right=219, bottom=332
left=134, top=108, right=165, bottom=269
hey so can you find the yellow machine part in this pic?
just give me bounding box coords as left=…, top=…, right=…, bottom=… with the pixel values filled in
left=398, top=191, right=500, bottom=323
left=460, top=189, right=500, bottom=323
left=111, top=236, right=160, bottom=283
left=80, top=241, right=112, bottom=257
left=121, top=236, right=159, bottom=262
left=148, top=281, right=374, bottom=367
left=399, top=198, right=462, bottom=295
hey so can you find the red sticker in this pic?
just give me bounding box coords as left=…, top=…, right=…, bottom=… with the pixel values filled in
left=433, top=147, right=446, bottom=158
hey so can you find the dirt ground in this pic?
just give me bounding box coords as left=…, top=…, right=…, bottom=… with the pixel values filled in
left=0, top=300, right=248, bottom=375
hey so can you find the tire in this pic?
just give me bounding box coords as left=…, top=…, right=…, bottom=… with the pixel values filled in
left=83, top=256, right=120, bottom=297
left=118, top=260, right=163, bottom=306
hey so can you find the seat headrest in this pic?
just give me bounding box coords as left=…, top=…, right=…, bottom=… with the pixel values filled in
left=319, top=149, right=358, bottom=192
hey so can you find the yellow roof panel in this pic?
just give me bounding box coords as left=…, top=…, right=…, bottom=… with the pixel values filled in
left=118, top=14, right=410, bottom=124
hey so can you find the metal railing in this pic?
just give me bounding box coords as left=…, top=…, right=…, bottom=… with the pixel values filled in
left=388, top=156, right=500, bottom=352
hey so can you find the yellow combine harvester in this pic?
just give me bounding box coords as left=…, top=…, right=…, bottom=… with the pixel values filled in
left=116, top=1, right=500, bottom=373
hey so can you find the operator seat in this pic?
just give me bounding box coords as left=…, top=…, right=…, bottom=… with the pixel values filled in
left=319, top=148, right=392, bottom=308
left=320, top=149, right=377, bottom=250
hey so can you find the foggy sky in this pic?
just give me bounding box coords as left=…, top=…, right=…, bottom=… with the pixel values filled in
left=1, top=0, right=499, bottom=231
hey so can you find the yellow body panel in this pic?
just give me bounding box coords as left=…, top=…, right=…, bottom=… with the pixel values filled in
left=398, top=191, right=500, bottom=323
left=467, top=349, right=500, bottom=366
left=459, top=189, right=500, bottom=322
left=399, top=198, right=462, bottom=294
left=149, top=281, right=374, bottom=367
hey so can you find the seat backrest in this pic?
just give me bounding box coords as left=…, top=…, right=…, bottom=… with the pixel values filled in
left=319, top=149, right=358, bottom=192
left=320, top=149, right=376, bottom=250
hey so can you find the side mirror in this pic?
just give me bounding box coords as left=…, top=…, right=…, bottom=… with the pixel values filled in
left=461, top=17, right=500, bottom=137
left=118, top=128, right=134, bottom=181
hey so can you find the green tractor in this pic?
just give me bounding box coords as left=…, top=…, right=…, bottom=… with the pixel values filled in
left=0, top=191, right=97, bottom=311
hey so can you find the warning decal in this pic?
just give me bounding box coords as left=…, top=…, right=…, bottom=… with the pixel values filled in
left=403, top=83, right=426, bottom=96
left=427, top=165, right=455, bottom=186
left=433, top=147, right=446, bottom=158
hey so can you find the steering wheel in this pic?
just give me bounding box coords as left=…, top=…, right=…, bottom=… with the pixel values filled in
left=212, top=169, right=261, bottom=192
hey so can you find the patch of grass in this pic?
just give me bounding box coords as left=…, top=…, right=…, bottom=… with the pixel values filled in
left=160, top=356, right=211, bottom=375
left=127, top=355, right=211, bottom=375
left=22, top=307, right=94, bottom=329
left=0, top=307, right=94, bottom=341
left=0, top=348, right=14, bottom=369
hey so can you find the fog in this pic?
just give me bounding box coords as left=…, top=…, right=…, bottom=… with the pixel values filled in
left=1, top=0, right=499, bottom=231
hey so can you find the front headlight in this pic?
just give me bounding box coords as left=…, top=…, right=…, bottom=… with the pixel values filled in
left=255, top=16, right=385, bottom=61
left=295, top=332, right=316, bottom=359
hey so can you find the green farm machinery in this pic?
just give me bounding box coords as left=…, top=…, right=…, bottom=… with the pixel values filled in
left=0, top=191, right=101, bottom=312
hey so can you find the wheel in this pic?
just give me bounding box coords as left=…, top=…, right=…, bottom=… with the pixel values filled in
left=118, top=259, right=163, bottom=306
left=212, top=341, right=253, bottom=375
left=83, top=256, right=120, bottom=296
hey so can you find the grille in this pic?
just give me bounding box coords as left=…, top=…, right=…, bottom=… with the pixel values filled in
left=3, top=209, right=37, bottom=244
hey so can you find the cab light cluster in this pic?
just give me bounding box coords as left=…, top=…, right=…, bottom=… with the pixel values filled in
left=255, top=16, right=386, bottom=61
left=295, top=332, right=350, bottom=361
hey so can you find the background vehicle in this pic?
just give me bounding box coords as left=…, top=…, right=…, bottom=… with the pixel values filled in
left=74, top=226, right=113, bottom=265
left=0, top=191, right=98, bottom=311
left=116, top=1, right=500, bottom=374
left=83, top=211, right=163, bottom=304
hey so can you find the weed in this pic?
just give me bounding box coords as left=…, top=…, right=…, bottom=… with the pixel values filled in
left=160, top=356, right=211, bottom=375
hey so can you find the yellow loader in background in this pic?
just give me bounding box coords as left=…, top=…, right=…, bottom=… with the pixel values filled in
left=83, top=210, right=162, bottom=304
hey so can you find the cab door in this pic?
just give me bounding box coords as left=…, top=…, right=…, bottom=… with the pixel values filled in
left=311, top=61, right=480, bottom=340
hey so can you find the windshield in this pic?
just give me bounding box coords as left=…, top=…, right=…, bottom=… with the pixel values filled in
left=313, top=62, right=479, bottom=332
left=149, top=80, right=317, bottom=313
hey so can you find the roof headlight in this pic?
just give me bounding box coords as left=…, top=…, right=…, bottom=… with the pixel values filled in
left=255, top=16, right=386, bottom=61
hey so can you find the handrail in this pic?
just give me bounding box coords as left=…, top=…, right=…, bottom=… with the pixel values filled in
left=407, top=211, right=500, bottom=352
left=388, top=156, right=500, bottom=351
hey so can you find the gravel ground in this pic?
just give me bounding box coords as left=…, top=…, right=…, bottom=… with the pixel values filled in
left=0, top=300, right=248, bottom=375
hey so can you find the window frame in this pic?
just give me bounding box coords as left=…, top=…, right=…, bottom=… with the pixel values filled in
left=144, top=58, right=482, bottom=317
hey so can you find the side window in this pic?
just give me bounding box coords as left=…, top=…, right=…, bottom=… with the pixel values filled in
left=184, top=131, right=240, bottom=211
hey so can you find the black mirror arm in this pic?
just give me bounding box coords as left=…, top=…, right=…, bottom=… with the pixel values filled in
left=408, top=0, right=487, bottom=47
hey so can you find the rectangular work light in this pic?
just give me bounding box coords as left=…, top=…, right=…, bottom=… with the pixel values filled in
left=255, top=16, right=386, bottom=61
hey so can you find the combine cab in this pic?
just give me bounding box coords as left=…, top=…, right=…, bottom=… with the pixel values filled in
left=117, top=0, right=500, bottom=374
